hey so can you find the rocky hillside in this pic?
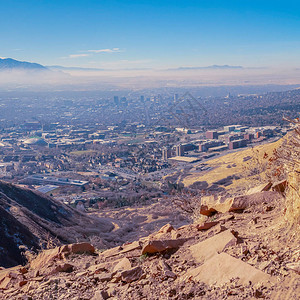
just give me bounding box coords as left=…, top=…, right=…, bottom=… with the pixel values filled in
left=0, top=182, right=299, bottom=299
left=0, top=181, right=113, bottom=268
left=281, top=122, right=300, bottom=230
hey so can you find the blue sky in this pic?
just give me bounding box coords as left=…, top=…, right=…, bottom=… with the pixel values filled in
left=1, top=0, right=300, bottom=69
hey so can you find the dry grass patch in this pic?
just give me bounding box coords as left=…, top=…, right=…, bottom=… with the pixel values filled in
left=182, top=139, right=282, bottom=192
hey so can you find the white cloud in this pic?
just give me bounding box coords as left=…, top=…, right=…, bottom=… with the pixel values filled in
left=69, top=54, right=90, bottom=58
left=64, top=48, right=122, bottom=59
left=87, top=48, right=122, bottom=53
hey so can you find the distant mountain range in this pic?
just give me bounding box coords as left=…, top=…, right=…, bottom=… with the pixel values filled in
left=49, top=64, right=244, bottom=72
left=0, top=58, right=47, bottom=70
left=0, top=59, right=244, bottom=72
left=48, top=65, right=105, bottom=71
left=48, top=65, right=151, bottom=71
left=167, top=65, right=244, bottom=71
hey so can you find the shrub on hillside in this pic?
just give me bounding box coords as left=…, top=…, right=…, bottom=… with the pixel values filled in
left=279, top=118, right=300, bottom=230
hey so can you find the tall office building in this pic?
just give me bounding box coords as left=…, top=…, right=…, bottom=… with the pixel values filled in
left=175, top=144, right=184, bottom=156
left=113, top=96, right=119, bottom=106
left=174, top=93, right=179, bottom=103
left=162, top=147, right=172, bottom=161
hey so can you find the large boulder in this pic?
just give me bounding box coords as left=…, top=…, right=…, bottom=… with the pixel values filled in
left=157, top=224, right=175, bottom=234
left=246, top=183, right=272, bottom=195
left=200, top=191, right=282, bottom=215
left=187, top=252, right=275, bottom=286
left=51, top=263, right=74, bottom=274
left=0, top=266, right=27, bottom=290
left=141, top=238, right=187, bottom=255
left=67, top=243, right=95, bottom=254
left=271, top=180, right=287, bottom=193
left=88, top=263, right=110, bottom=274
left=189, top=230, right=237, bottom=263
left=196, top=221, right=219, bottom=230
left=102, top=241, right=141, bottom=258
left=120, top=266, right=143, bottom=283
left=199, top=195, right=219, bottom=216
left=229, top=191, right=282, bottom=211
left=113, top=258, right=132, bottom=272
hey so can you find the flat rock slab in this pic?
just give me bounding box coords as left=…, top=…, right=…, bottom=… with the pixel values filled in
left=229, top=191, right=282, bottom=211
left=0, top=266, right=26, bottom=290
left=246, top=183, right=272, bottom=195
left=187, top=252, right=275, bottom=286
left=88, top=263, right=109, bottom=274
left=102, top=241, right=141, bottom=258
left=196, top=221, right=219, bottom=231
left=95, top=273, right=113, bottom=283
left=119, top=241, right=141, bottom=255
left=120, top=266, right=143, bottom=283
left=113, top=258, right=132, bottom=272
left=271, top=180, right=287, bottom=193
left=200, top=191, right=282, bottom=215
left=101, top=246, right=122, bottom=258
left=189, top=230, right=237, bottom=263
left=142, top=238, right=187, bottom=255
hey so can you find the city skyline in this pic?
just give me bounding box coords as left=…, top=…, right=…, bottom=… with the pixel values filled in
left=1, top=0, right=300, bottom=70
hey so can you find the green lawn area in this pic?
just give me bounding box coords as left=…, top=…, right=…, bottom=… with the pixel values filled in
left=70, top=150, right=97, bottom=156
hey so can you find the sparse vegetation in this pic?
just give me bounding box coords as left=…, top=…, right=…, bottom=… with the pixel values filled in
left=182, top=140, right=281, bottom=193
left=274, top=117, right=300, bottom=230
left=138, top=253, right=148, bottom=263
left=242, top=147, right=270, bottom=182
left=171, top=191, right=207, bottom=223
left=39, top=232, right=61, bottom=251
